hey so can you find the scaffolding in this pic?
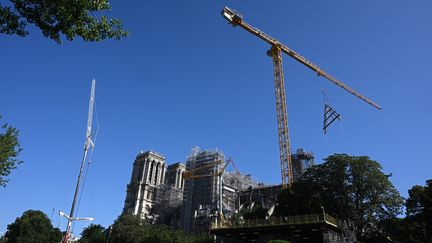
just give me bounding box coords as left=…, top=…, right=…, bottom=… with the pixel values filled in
left=291, top=148, right=314, bottom=182
left=223, top=172, right=259, bottom=217
left=182, top=148, right=225, bottom=234
left=153, top=184, right=184, bottom=228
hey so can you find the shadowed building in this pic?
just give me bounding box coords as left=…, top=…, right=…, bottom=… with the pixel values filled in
left=165, top=162, right=186, bottom=190
left=211, top=213, right=347, bottom=243
left=153, top=162, right=186, bottom=228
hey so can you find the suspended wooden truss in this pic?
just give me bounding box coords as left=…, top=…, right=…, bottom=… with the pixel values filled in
left=323, top=104, right=341, bottom=134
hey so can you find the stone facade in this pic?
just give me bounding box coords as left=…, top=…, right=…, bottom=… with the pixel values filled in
left=123, top=151, right=166, bottom=218
left=165, top=162, right=186, bottom=190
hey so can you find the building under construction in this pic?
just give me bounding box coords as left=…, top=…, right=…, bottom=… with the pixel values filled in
left=152, top=162, right=185, bottom=228
left=181, top=148, right=225, bottom=234
left=122, top=147, right=315, bottom=236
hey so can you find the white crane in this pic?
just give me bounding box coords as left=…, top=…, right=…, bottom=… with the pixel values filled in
left=61, top=79, right=96, bottom=243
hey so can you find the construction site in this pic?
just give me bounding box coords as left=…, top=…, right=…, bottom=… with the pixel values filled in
left=122, top=147, right=320, bottom=241
left=119, top=6, right=381, bottom=243
left=4, top=1, right=430, bottom=243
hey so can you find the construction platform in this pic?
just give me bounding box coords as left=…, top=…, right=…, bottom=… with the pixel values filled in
left=211, top=213, right=343, bottom=243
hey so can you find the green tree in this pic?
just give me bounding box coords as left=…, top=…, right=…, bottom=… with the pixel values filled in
left=0, top=0, right=128, bottom=43
left=275, top=154, right=403, bottom=241
left=79, top=224, right=106, bottom=243
left=377, top=218, right=410, bottom=242
left=373, top=180, right=432, bottom=243
left=109, top=214, right=147, bottom=243
left=404, top=179, right=432, bottom=242
left=242, top=204, right=268, bottom=220
left=191, top=235, right=213, bottom=243
left=4, top=210, right=62, bottom=243
left=109, top=214, right=212, bottom=243
left=0, top=116, right=22, bottom=187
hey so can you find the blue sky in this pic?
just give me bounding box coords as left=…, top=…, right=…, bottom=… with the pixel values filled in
left=1, top=0, right=431, bottom=236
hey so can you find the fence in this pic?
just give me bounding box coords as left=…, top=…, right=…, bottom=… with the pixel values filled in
left=213, top=213, right=338, bottom=229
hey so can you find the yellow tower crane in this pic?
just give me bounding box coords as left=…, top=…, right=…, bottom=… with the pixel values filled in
left=222, top=7, right=381, bottom=188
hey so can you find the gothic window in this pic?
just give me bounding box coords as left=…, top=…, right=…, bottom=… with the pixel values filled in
left=154, top=163, right=159, bottom=185
left=137, top=159, right=144, bottom=183
left=148, top=161, right=154, bottom=183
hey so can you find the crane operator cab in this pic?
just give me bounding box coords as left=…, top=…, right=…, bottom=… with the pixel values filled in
left=222, top=7, right=243, bottom=26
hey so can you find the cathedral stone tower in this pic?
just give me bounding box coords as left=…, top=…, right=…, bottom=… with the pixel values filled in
left=123, top=150, right=166, bottom=218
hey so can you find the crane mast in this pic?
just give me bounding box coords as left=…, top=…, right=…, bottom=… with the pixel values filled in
left=61, top=79, right=96, bottom=243
left=268, top=46, right=293, bottom=187
left=222, top=7, right=381, bottom=188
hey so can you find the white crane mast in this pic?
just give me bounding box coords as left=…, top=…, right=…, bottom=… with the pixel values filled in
left=61, top=79, right=96, bottom=243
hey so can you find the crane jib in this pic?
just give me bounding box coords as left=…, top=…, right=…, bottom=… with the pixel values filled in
left=223, top=6, right=382, bottom=111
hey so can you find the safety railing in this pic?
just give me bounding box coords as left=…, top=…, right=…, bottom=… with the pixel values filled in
left=212, top=213, right=338, bottom=229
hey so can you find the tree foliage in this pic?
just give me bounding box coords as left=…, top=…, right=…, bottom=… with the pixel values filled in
left=0, top=0, right=128, bottom=43
left=0, top=116, right=22, bottom=187
left=406, top=179, right=432, bottom=219
left=109, top=214, right=147, bottom=243
left=79, top=224, right=106, bottom=243
left=405, top=179, right=432, bottom=241
left=4, top=210, right=62, bottom=243
left=109, top=214, right=212, bottom=243
left=241, top=204, right=268, bottom=220
left=381, top=179, right=432, bottom=242
left=275, top=154, right=403, bottom=241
